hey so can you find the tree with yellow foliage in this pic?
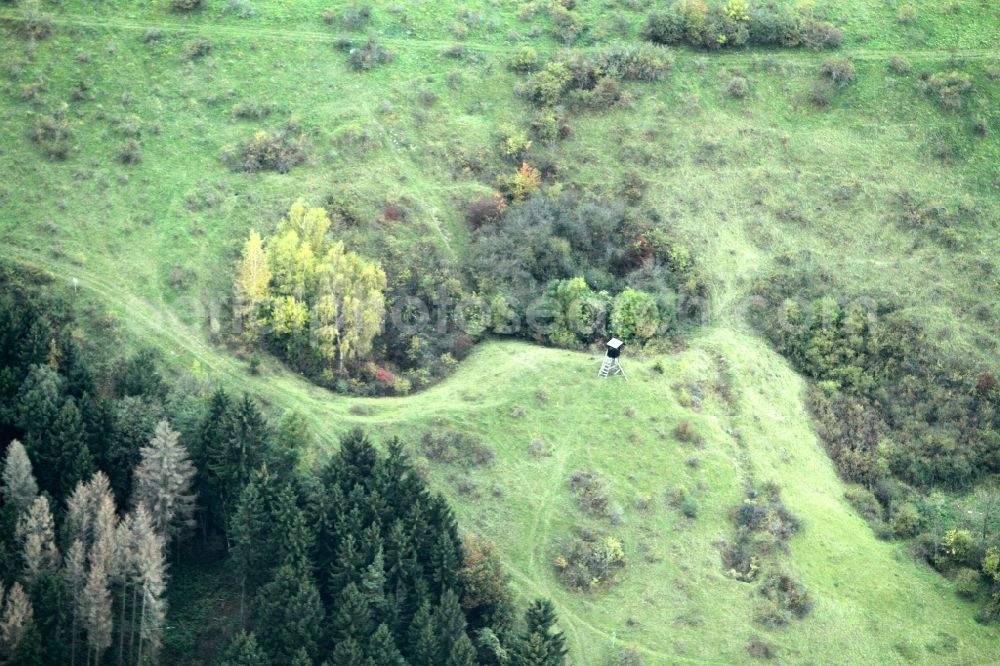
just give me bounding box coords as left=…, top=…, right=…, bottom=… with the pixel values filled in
left=234, top=231, right=271, bottom=343
left=234, top=199, right=386, bottom=377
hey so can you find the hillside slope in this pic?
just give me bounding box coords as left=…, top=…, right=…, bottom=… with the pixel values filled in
left=2, top=0, right=1000, bottom=663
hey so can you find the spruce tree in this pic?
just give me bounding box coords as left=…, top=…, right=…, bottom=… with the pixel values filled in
left=367, top=623, right=405, bottom=666
left=206, top=395, right=269, bottom=535
left=329, top=637, right=364, bottom=666
left=2, top=440, right=38, bottom=512
left=219, top=630, right=268, bottom=666
left=435, top=588, right=469, bottom=664
left=26, top=569, right=69, bottom=666
left=330, top=582, right=371, bottom=645
left=516, top=599, right=566, bottom=666
left=133, top=506, right=166, bottom=665
left=0, top=582, right=33, bottom=660
left=132, top=419, right=197, bottom=541
left=14, top=364, right=62, bottom=448
left=46, top=399, right=94, bottom=501
left=327, top=533, right=363, bottom=597
left=406, top=601, right=437, bottom=666
left=359, top=545, right=387, bottom=620
left=445, top=633, right=477, bottom=666
left=80, top=559, right=112, bottom=665
left=15, top=496, right=59, bottom=582
left=63, top=541, right=86, bottom=666
left=252, top=565, right=324, bottom=664
left=513, top=632, right=552, bottom=666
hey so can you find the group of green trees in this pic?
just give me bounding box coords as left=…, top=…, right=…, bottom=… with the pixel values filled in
left=0, top=268, right=569, bottom=664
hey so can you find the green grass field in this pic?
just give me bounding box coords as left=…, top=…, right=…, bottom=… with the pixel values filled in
left=2, top=0, right=1000, bottom=663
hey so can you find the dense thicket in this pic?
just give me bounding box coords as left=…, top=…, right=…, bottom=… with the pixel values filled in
left=642, top=1, right=843, bottom=51
left=750, top=260, right=1000, bottom=619
left=469, top=195, right=709, bottom=346
left=750, top=264, right=1000, bottom=491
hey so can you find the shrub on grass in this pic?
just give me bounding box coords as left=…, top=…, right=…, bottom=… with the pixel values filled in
left=954, top=568, right=981, bottom=598
left=141, top=28, right=164, bottom=43
left=223, top=127, right=308, bottom=173
left=171, top=0, right=203, bottom=11
left=464, top=192, right=507, bottom=230
left=182, top=36, right=214, bottom=61
left=889, top=501, right=921, bottom=538
left=809, top=78, right=835, bottom=107
left=508, top=46, right=541, bottom=72
left=799, top=18, right=843, bottom=50
left=225, top=0, right=254, bottom=19
left=673, top=420, right=704, bottom=446
left=819, top=57, right=856, bottom=88
left=887, top=55, right=911, bottom=75
left=642, top=7, right=686, bottom=45
left=554, top=531, right=626, bottom=590
left=348, top=40, right=394, bottom=71
left=117, top=139, right=141, bottom=165
left=569, top=470, right=611, bottom=518
left=725, top=75, right=751, bottom=99
left=746, top=636, right=776, bottom=660
left=420, top=429, right=495, bottom=467
left=19, top=3, right=53, bottom=40
left=918, top=71, right=973, bottom=109
left=591, top=44, right=674, bottom=82
left=29, top=108, right=73, bottom=160
left=844, top=486, right=883, bottom=524
left=231, top=100, right=274, bottom=120
left=342, top=3, right=373, bottom=30
left=756, top=572, right=812, bottom=626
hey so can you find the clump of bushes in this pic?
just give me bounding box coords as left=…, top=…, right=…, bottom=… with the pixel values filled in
left=507, top=46, right=540, bottom=72
left=346, top=40, right=394, bottom=71
left=223, top=126, right=308, bottom=173
left=667, top=485, right=700, bottom=518
left=231, top=100, right=274, bottom=120
left=518, top=44, right=673, bottom=110
left=18, top=3, right=53, bottom=40
left=29, top=107, right=73, bottom=160
left=569, top=470, right=611, bottom=518
left=917, top=70, right=973, bottom=109
left=182, top=36, right=214, bottom=61
left=554, top=530, right=626, bottom=590
left=420, top=429, right=496, bottom=467
left=750, top=260, right=1000, bottom=493
left=819, top=57, right=856, bottom=88
left=673, top=420, right=705, bottom=446
left=464, top=192, right=508, bottom=229
left=171, top=0, right=203, bottom=12
left=893, top=188, right=973, bottom=248
left=341, top=3, right=373, bottom=30
left=722, top=484, right=800, bottom=582
left=725, top=75, right=751, bottom=99
left=754, top=572, right=812, bottom=626
left=642, top=1, right=842, bottom=51
left=468, top=195, right=708, bottom=347
left=117, top=139, right=141, bottom=165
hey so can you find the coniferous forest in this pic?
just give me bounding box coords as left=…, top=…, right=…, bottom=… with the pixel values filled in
left=0, top=269, right=566, bottom=665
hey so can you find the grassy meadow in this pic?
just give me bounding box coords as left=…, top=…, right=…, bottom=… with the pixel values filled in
left=2, top=0, right=1000, bottom=663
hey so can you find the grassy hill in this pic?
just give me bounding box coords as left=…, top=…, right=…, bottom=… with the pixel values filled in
left=2, top=0, right=1000, bottom=663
